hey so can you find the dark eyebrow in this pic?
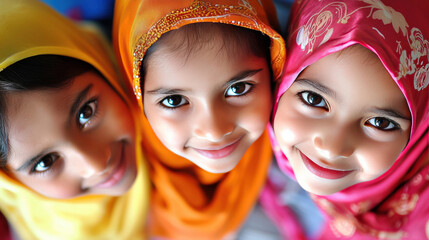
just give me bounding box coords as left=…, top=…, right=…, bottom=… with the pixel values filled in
left=17, top=153, right=43, bottom=172
left=223, top=69, right=263, bottom=87
left=372, top=108, right=411, bottom=120
left=146, top=69, right=263, bottom=95
left=294, top=79, right=336, bottom=98
left=69, top=84, right=93, bottom=126
left=145, top=88, right=188, bottom=95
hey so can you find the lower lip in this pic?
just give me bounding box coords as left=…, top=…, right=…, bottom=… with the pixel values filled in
left=194, top=138, right=242, bottom=159
left=96, top=145, right=127, bottom=189
left=300, top=152, right=353, bottom=179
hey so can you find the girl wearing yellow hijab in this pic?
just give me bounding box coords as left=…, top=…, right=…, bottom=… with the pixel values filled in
left=113, top=0, right=285, bottom=239
left=0, top=0, right=149, bottom=239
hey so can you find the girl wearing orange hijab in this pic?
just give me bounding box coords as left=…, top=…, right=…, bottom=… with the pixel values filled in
left=113, top=0, right=285, bottom=239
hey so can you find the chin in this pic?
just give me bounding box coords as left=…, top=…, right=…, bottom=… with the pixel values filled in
left=204, top=165, right=235, bottom=174
left=197, top=159, right=240, bottom=173
left=295, top=177, right=338, bottom=196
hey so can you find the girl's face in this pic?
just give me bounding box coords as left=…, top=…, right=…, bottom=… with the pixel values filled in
left=143, top=40, right=272, bottom=173
left=5, top=72, right=137, bottom=199
left=274, top=45, right=411, bottom=195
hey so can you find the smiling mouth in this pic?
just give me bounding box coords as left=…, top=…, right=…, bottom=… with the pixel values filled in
left=193, top=137, right=243, bottom=159
left=95, top=143, right=127, bottom=189
left=300, top=152, right=353, bottom=179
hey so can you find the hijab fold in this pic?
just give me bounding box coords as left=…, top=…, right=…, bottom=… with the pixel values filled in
left=0, top=0, right=150, bottom=239
left=113, top=0, right=285, bottom=239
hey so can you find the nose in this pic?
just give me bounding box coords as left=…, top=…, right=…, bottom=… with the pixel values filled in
left=70, top=140, right=111, bottom=178
left=313, top=123, right=356, bottom=159
left=193, top=103, right=235, bottom=142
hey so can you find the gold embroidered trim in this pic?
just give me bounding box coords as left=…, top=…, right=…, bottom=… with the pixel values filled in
left=132, top=0, right=282, bottom=98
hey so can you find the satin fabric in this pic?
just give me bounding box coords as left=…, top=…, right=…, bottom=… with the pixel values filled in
left=113, top=0, right=285, bottom=239
left=266, top=0, right=429, bottom=239
left=0, top=0, right=150, bottom=239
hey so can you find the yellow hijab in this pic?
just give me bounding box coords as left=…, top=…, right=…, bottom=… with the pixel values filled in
left=113, top=0, right=285, bottom=239
left=0, top=0, right=149, bottom=239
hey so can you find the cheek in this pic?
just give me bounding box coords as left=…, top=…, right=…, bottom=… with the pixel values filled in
left=240, top=108, right=270, bottom=136
left=238, top=89, right=273, bottom=136
left=156, top=123, right=187, bottom=149
left=144, top=109, right=189, bottom=150
left=106, top=95, right=135, bottom=135
left=116, top=110, right=135, bottom=135
left=19, top=176, right=81, bottom=199
left=274, top=103, right=310, bottom=148
left=358, top=141, right=404, bottom=177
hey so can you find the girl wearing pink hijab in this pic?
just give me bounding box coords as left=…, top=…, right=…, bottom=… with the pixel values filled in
left=264, top=0, right=429, bottom=239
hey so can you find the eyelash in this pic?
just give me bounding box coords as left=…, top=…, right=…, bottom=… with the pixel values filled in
left=365, top=117, right=400, bottom=131
left=157, top=82, right=255, bottom=110
left=296, top=90, right=401, bottom=132
left=77, top=98, right=99, bottom=129
left=30, top=153, right=60, bottom=175
left=297, top=91, right=329, bottom=110
left=225, top=82, right=255, bottom=97
left=158, top=95, right=188, bottom=110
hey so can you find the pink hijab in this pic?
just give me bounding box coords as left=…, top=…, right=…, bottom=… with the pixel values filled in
left=265, top=0, right=429, bottom=239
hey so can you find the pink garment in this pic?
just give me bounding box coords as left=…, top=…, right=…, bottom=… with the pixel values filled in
left=0, top=211, right=11, bottom=240
left=265, top=0, right=429, bottom=239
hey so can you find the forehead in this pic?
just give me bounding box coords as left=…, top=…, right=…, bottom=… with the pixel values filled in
left=150, top=35, right=249, bottom=67
left=148, top=23, right=268, bottom=65
left=145, top=44, right=267, bottom=88
left=307, top=46, right=393, bottom=86
left=300, top=46, right=407, bottom=106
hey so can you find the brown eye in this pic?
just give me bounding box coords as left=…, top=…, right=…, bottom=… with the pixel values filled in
left=226, top=82, right=253, bottom=96
left=307, top=94, right=322, bottom=105
left=160, top=95, right=188, bottom=108
left=367, top=117, right=398, bottom=131
left=299, top=91, right=328, bottom=110
left=32, top=154, right=59, bottom=173
left=80, top=105, right=93, bottom=118
left=78, top=100, right=97, bottom=128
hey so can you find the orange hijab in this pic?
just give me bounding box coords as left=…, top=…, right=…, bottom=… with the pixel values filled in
left=113, top=0, right=285, bottom=239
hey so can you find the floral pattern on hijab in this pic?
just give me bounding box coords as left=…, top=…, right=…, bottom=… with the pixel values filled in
left=268, top=0, right=428, bottom=238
